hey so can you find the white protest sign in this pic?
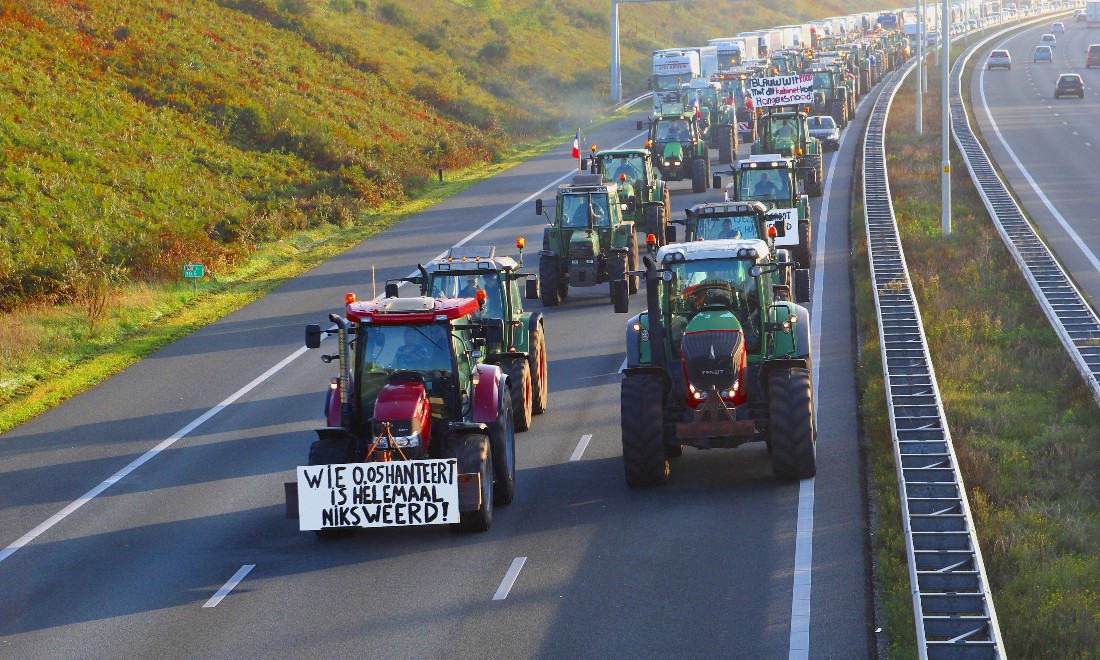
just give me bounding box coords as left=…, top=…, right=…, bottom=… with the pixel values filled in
left=769, top=208, right=800, bottom=247
left=748, top=74, right=814, bottom=108
left=297, top=459, right=459, bottom=530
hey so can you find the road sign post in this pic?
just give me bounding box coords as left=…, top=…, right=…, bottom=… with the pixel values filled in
left=184, top=264, right=204, bottom=292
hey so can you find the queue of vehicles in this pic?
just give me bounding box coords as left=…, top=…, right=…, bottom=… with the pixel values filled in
left=287, top=0, right=1084, bottom=537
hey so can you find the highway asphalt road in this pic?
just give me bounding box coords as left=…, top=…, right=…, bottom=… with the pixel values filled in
left=971, top=16, right=1100, bottom=307
left=0, top=83, right=890, bottom=657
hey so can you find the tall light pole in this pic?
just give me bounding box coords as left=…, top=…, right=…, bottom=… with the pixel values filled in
left=941, top=0, right=951, bottom=235
left=916, top=0, right=924, bottom=134
left=610, top=0, right=702, bottom=103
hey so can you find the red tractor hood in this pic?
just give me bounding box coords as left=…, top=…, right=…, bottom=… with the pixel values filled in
left=374, top=381, right=428, bottom=422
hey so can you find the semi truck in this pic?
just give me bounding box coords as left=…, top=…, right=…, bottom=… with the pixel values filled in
left=650, top=46, right=718, bottom=115
left=1088, top=0, right=1100, bottom=27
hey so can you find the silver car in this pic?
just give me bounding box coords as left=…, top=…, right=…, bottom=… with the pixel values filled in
left=987, top=49, right=1012, bottom=70
left=807, top=115, right=840, bottom=152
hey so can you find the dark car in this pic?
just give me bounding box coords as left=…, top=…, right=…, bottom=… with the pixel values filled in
left=1088, top=44, right=1100, bottom=69
left=1054, top=73, right=1085, bottom=99
left=806, top=115, right=840, bottom=152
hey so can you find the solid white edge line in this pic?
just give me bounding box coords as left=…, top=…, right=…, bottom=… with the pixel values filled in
left=979, top=44, right=1100, bottom=273
left=492, top=556, right=527, bottom=601
left=203, top=564, right=256, bottom=608
left=0, top=129, right=648, bottom=565
left=568, top=434, right=593, bottom=462
left=788, top=84, right=860, bottom=659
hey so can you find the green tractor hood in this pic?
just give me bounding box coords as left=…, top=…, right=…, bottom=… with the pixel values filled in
left=660, top=141, right=685, bottom=163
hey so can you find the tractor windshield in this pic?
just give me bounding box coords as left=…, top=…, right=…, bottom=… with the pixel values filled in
left=694, top=214, right=762, bottom=241
left=812, top=72, right=834, bottom=90
left=356, top=323, right=455, bottom=419
left=604, top=155, right=644, bottom=187
left=428, top=272, right=506, bottom=319
left=561, top=192, right=611, bottom=228
left=666, top=258, right=762, bottom=352
left=655, top=118, right=691, bottom=143
left=770, top=118, right=799, bottom=142
left=740, top=168, right=791, bottom=202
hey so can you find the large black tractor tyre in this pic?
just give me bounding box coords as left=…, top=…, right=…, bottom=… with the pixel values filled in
left=806, top=157, right=823, bottom=198
left=308, top=436, right=356, bottom=538
left=539, top=255, right=563, bottom=307
left=717, top=125, right=736, bottom=164
left=488, top=385, right=516, bottom=505
left=627, top=233, right=640, bottom=295
left=528, top=321, right=548, bottom=415
left=830, top=100, right=847, bottom=129
left=448, top=432, right=494, bottom=532
left=860, top=70, right=871, bottom=94
left=768, top=368, right=816, bottom=479
left=794, top=268, right=812, bottom=304
left=501, top=357, right=533, bottom=433
left=608, top=251, right=629, bottom=304
left=691, top=157, right=708, bottom=193
left=795, top=221, right=812, bottom=270
left=620, top=374, right=669, bottom=487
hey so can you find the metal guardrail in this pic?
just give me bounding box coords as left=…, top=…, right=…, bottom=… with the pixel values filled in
left=863, top=58, right=1004, bottom=659
left=950, top=20, right=1100, bottom=406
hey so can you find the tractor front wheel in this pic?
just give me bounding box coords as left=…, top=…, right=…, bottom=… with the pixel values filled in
left=609, top=251, right=629, bottom=304
left=768, top=367, right=816, bottom=479
left=795, top=221, right=813, bottom=270
left=448, top=432, right=494, bottom=531
left=621, top=374, right=669, bottom=487
left=529, top=321, right=548, bottom=415
left=717, top=125, right=735, bottom=164
left=501, top=357, right=533, bottom=432
left=488, top=385, right=516, bottom=505
left=692, top=158, right=708, bottom=193
left=539, top=255, right=563, bottom=307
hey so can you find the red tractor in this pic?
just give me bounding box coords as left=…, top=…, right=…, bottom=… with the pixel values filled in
left=286, top=294, right=516, bottom=535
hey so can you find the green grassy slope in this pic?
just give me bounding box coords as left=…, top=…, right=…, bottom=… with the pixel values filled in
left=0, top=0, right=885, bottom=310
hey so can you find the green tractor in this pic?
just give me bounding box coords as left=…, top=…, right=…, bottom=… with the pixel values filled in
left=610, top=239, right=815, bottom=485
left=638, top=112, right=711, bottom=193
left=749, top=109, right=823, bottom=198
left=680, top=79, right=739, bottom=164
left=587, top=147, right=674, bottom=245
left=730, top=154, right=814, bottom=269
left=394, top=244, right=549, bottom=431
left=807, top=66, right=852, bottom=128
left=535, top=174, right=640, bottom=306
left=712, top=70, right=758, bottom=145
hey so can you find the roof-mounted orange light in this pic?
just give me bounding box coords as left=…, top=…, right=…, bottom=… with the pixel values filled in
left=475, top=289, right=487, bottom=307
left=620, top=173, right=627, bottom=181
left=646, top=139, right=653, bottom=148
left=516, top=237, right=525, bottom=249
left=591, top=144, right=597, bottom=152
left=646, top=233, right=656, bottom=245
left=345, top=292, right=357, bottom=304
left=796, top=148, right=803, bottom=155
left=768, top=225, right=778, bottom=238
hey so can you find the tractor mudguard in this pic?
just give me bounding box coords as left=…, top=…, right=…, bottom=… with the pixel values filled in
left=472, top=363, right=503, bottom=424
left=625, top=312, right=644, bottom=367
left=792, top=304, right=811, bottom=357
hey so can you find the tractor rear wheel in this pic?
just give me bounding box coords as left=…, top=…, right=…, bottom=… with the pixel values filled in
left=609, top=251, right=629, bottom=304
left=488, top=385, right=516, bottom=505
left=529, top=321, right=548, bottom=415
left=831, top=100, right=847, bottom=129
left=795, top=221, right=812, bottom=270
left=768, top=367, right=816, bottom=479
left=717, top=125, right=735, bottom=164
left=794, top=268, right=812, bottom=304
left=539, top=256, right=563, bottom=307
left=501, top=357, right=533, bottom=432
left=692, top=158, right=707, bottom=193
left=449, top=432, right=494, bottom=531
left=621, top=374, right=669, bottom=486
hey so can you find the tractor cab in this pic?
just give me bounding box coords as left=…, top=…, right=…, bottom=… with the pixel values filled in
left=588, top=147, right=672, bottom=245
left=681, top=200, right=783, bottom=246
left=734, top=155, right=813, bottom=269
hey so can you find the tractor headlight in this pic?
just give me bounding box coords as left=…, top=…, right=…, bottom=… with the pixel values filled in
left=390, top=432, right=422, bottom=448
left=640, top=329, right=650, bottom=342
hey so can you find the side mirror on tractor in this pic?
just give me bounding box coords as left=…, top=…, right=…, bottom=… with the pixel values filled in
left=484, top=318, right=506, bottom=343
left=305, top=324, right=322, bottom=349
left=612, top=279, right=630, bottom=314
left=581, top=158, right=589, bottom=171
left=712, top=174, right=722, bottom=189
left=636, top=121, right=644, bottom=131
left=535, top=198, right=543, bottom=215
left=525, top=277, right=540, bottom=300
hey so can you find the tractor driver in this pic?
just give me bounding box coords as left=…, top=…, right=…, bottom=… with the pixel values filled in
left=612, top=157, right=639, bottom=183
left=458, top=275, right=480, bottom=298
left=394, top=326, right=432, bottom=366
left=752, top=170, right=781, bottom=198
left=717, top=218, right=741, bottom=239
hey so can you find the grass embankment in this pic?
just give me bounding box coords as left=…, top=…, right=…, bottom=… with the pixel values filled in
left=855, top=58, right=1100, bottom=657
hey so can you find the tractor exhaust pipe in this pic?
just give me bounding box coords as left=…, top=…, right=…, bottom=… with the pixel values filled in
left=329, top=313, right=353, bottom=429
left=642, top=255, right=666, bottom=370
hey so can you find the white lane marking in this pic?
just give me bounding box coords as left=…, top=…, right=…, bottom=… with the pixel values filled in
left=980, top=62, right=1100, bottom=273
left=203, top=564, right=255, bottom=608
left=492, top=556, right=527, bottom=601
left=0, top=347, right=308, bottom=564
left=619, top=356, right=627, bottom=373
left=569, top=434, right=593, bottom=462
left=789, top=72, right=857, bottom=659
left=0, top=130, right=648, bottom=566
